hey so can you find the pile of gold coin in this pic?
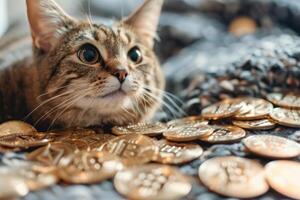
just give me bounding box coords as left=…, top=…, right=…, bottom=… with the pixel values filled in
left=0, top=92, right=299, bottom=200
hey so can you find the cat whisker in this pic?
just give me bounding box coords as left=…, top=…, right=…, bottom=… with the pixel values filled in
left=47, top=87, right=95, bottom=129
left=142, top=89, right=181, bottom=118
left=35, top=87, right=94, bottom=127
left=48, top=93, right=88, bottom=130
left=24, top=89, right=76, bottom=121
left=141, top=86, right=186, bottom=117
left=34, top=93, right=81, bottom=127
left=37, top=85, right=70, bottom=99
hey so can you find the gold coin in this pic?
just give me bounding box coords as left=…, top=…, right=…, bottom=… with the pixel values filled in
left=229, top=16, right=257, bottom=37
left=198, top=156, right=269, bottom=198
left=69, top=128, right=97, bottom=138
left=102, top=134, right=157, bottom=166
left=59, top=151, right=124, bottom=184
left=267, top=93, right=300, bottom=109
left=43, top=130, right=72, bottom=141
left=163, top=125, right=214, bottom=142
left=112, top=122, right=167, bottom=136
left=234, top=98, right=273, bottom=120
left=0, top=174, right=29, bottom=199
left=152, top=140, right=203, bottom=164
left=201, top=99, right=244, bottom=120
left=232, top=118, right=276, bottom=130
left=167, top=116, right=209, bottom=129
left=114, top=164, right=192, bottom=200
left=87, top=134, right=116, bottom=151
left=26, top=142, right=75, bottom=166
left=52, top=128, right=96, bottom=140
left=270, top=107, right=300, bottom=128
left=243, top=135, right=300, bottom=158
left=265, top=160, right=300, bottom=200
left=0, top=132, right=50, bottom=148
left=0, top=121, right=37, bottom=137
left=199, top=126, right=246, bottom=143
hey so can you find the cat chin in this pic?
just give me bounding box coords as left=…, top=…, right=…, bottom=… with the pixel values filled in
left=75, top=94, right=133, bottom=114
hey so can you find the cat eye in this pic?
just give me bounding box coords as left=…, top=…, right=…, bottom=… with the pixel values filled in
left=128, top=46, right=142, bottom=63
left=78, top=44, right=100, bottom=65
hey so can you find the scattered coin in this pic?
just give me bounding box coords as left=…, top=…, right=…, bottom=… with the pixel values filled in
left=0, top=173, right=29, bottom=199
left=112, top=122, right=167, bottom=136
left=232, top=118, right=276, bottom=130
left=243, top=135, right=300, bottom=158
left=102, top=134, right=158, bottom=166
left=114, top=164, right=192, bottom=200
left=0, top=121, right=37, bottom=137
left=229, top=16, right=257, bottom=37
left=167, top=116, right=209, bottom=129
left=265, top=160, right=300, bottom=200
left=201, top=99, right=244, bottom=120
left=270, top=107, right=300, bottom=128
left=153, top=140, right=203, bottom=164
left=198, top=156, right=269, bottom=198
left=163, top=125, right=214, bottom=142
left=199, top=126, right=246, bottom=143
left=234, top=98, right=273, bottom=120
left=267, top=93, right=300, bottom=109
left=0, top=132, right=51, bottom=148
left=26, top=142, right=75, bottom=166
left=59, top=151, right=124, bottom=184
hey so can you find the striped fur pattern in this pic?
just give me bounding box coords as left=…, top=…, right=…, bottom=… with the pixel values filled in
left=0, top=0, right=165, bottom=128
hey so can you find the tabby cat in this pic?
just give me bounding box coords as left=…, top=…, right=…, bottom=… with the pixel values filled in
left=0, top=0, right=165, bottom=128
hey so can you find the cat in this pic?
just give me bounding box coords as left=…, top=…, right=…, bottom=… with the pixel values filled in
left=0, top=0, right=165, bottom=129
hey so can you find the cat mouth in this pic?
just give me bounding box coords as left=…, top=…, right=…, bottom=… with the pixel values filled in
left=101, top=89, right=127, bottom=99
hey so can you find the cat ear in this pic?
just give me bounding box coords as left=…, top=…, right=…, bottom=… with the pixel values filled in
left=123, top=0, right=164, bottom=48
left=26, top=0, right=75, bottom=52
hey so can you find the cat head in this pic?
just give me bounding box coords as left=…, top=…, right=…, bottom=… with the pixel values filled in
left=26, top=0, right=165, bottom=127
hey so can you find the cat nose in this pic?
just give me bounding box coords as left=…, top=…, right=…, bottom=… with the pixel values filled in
left=113, top=69, right=128, bottom=83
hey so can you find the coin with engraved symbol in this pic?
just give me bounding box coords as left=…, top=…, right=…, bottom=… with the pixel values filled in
left=265, top=160, right=300, bottom=200
left=267, top=93, right=300, bottom=109
left=163, top=125, right=214, bottom=142
left=243, top=135, right=300, bottom=158
left=201, top=99, right=244, bottom=120
left=102, top=134, right=158, bottom=166
left=87, top=134, right=116, bottom=151
left=198, top=156, right=269, bottom=198
left=270, top=107, right=300, bottom=128
left=152, top=140, right=203, bottom=164
left=112, top=122, right=167, bottom=136
left=199, top=126, right=246, bottom=143
left=114, top=164, right=192, bottom=200
left=26, top=142, right=75, bottom=166
left=0, top=121, right=37, bottom=137
left=58, top=151, right=124, bottom=184
left=232, top=118, right=276, bottom=130
left=234, top=98, right=273, bottom=120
